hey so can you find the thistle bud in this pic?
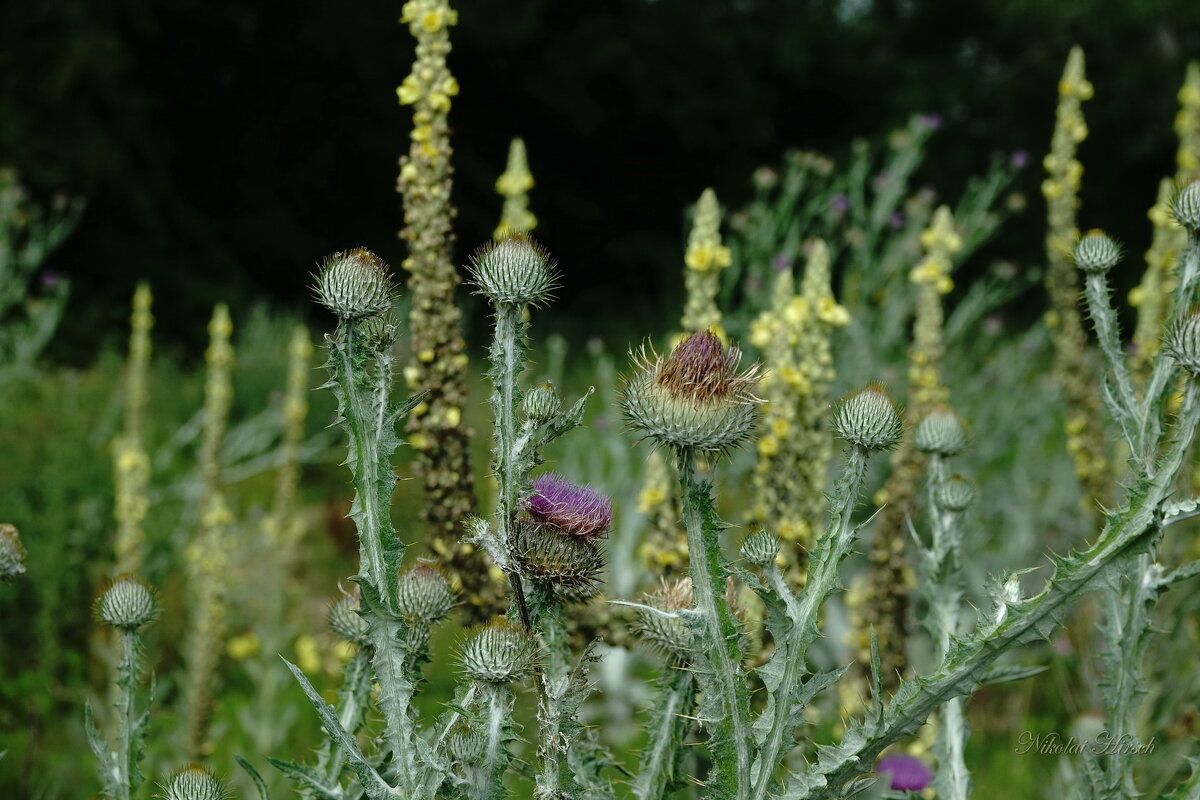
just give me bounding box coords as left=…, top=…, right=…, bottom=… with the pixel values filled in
left=396, top=562, right=455, bottom=625
left=314, top=248, right=396, bottom=320
left=913, top=407, right=968, bottom=456
left=95, top=576, right=157, bottom=631
left=740, top=530, right=780, bottom=568
left=632, top=578, right=694, bottom=662
left=621, top=330, right=762, bottom=454
left=936, top=475, right=976, bottom=512
left=832, top=383, right=903, bottom=451
left=1073, top=231, right=1122, bottom=273
left=468, top=234, right=556, bottom=307
left=527, top=473, right=612, bottom=539
left=1173, top=180, right=1200, bottom=232
left=161, top=766, right=231, bottom=800
left=509, top=520, right=605, bottom=589
left=449, top=729, right=487, bottom=762
left=522, top=381, right=562, bottom=421
left=359, top=315, right=398, bottom=350
left=1165, top=310, right=1200, bottom=376
left=0, top=524, right=26, bottom=582
left=328, top=593, right=370, bottom=645
left=458, top=618, right=538, bottom=683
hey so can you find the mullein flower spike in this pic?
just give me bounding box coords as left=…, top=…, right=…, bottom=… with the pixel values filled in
left=160, top=765, right=232, bottom=800
left=622, top=329, right=762, bottom=455
left=458, top=618, right=539, bottom=683
left=0, top=524, right=25, bottom=581
left=96, top=576, right=157, bottom=631
left=314, top=248, right=397, bottom=320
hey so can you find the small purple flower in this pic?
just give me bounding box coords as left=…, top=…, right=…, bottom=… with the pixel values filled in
left=771, top=253, right=793, bottom=272
left=528, top=473, right=612, bottom=539
left=889, top=212, right=906, bottom=229
left=876, top=754, right=932, bottom=791
left=918, top=112, right=944, bottom=132
left=831, top=193, right=851, bottom=214
left=40, top=269, right=64, bottom=289
left=1011, top=149, right=1030, bottom=169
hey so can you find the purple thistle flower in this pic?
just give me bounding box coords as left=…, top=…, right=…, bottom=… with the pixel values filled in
left=876, top=754, right=933, bottom=791
left=831, top=193, right=851, bottom=213
left=528, top=473, right=612, bottom=539
left=1011, top=149, right=1030, bottom=169
left=771, top=253, right=793, bottom=272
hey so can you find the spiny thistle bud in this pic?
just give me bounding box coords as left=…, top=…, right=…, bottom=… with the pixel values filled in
left=740, top=529, right=780, bottom=568
left=1073, top=231, right=1123, bottom=273
left=527, top=473, right=612, bottom=538
left=314, top=248, right=396, bottom=321
left=396, top=562, right=455, bottom=625
left=522, top=381, right=562, bottom=422
left=632, top=578, right=694, bottom=661
left=458, top=618, right=539, bottom=683
left=1165, top=309, right=1200, bottom=376
left=449, top=729, right=487, bottom=762
left=913, top=407, right=968, bottom=456
left=1173, top=180, right=1200, bottom=232
left=622, top=330, right=762, bottom=454
left=509, top=520, right=605, bottom=589
left=468, top=234, right=556, bottom=307
left=160, top=765, right=231, bottom=800
left=832, top=383, right=903, bottom=451
left=95, top=575, right=157, bottom=631
left=0, top=524, right=26, bottom=582
left=359, top=315, right=398, bottom=351
left=936, top=475, right=976, bottom=512
left=328, top=591, right=369, bottom=645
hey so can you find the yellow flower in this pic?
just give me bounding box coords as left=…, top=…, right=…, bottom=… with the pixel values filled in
left=397, top=75, right=421, bottom=105
left=294, top=634, right=322, bottom=675
left=227, top=632, right=260, bottom=661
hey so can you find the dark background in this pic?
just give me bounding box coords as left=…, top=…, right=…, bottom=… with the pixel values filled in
left=4, top=0, right=1199, bottom=358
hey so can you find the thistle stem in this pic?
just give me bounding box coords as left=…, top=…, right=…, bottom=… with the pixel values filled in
left=115, top=629, right=140, bottom=800
left=675, top=449, right=752, bottom=799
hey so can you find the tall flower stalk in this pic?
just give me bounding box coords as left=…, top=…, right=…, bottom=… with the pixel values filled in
left=494, top=137, right=536, bottom=239
left=112, top=283, right=153, bottom=575
left=681, top=188, right=733, bottom=338
left=396, top=0, right=488, bottom=616
left=1042, top=46, right=1110, bottom=514
left=183, top=303, right=235, bottom=758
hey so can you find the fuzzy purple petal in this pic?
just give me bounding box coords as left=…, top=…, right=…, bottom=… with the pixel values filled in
left=528, top=473, right=612, bottom=538
left=876, top=754, right=932, bottom=791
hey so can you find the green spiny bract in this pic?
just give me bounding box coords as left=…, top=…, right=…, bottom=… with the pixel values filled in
left=160, top=765, right=232, bottom=800
left=832, top=383, right=903, bottom=451
left=1173, top=179, right=1200, bottom=231
left=95, top=575, right=157, bottom=631
left=0, top=524, right=25, bottom=581
left=314, top=248, right=396, bottom=321
left=622, top=330, right=762, bottom=455
left=936, top=475, right=976, bottom=512
left=1165, top=310, right=1200, bottom=376
left=328, top=592, right=370, bottom=645
left=739, top=529, right=781, bottom=568
left=468, top=234, right=556, bottom=307
left=1073, top=230, right=1123, bottom=273
left=522, top=381, right=562, bottom=421
left=458, top=618, right=539, bottom=684
left=508, top=519, right=606, bottom=590
left=631, top=578, right=695, bottom=662
left=913, top=406, right=969, bottom=456
left=396, top=562, right=456, bottom=625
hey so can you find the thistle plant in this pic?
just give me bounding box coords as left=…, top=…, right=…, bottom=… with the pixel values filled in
left=1042, top=46, right=1111, bottom=514
left=494, top=137, right=537, bottom=239
left=112, top=283, right=153, bottom=575
left=183, top=303, right=236, bottom=757
left=0, top=524, right=26, bottom=581
left=745, top=239, right=847, bottom=571
left=396, top=0, right=490, bottom=617
left=85, top=577, right=157, bottom=800
left=852, top=206, right=960, bottom=688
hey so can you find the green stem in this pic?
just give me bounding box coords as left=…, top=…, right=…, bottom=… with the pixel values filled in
left=316, top=647, right=373, bottom=789
left=116, top=629, right=139, bottom=800
left=1083, top=271, right=1137, bottom=426
left=632, top=668, right=694, bottom=800
left=676, top=450, right=752, bottom=800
